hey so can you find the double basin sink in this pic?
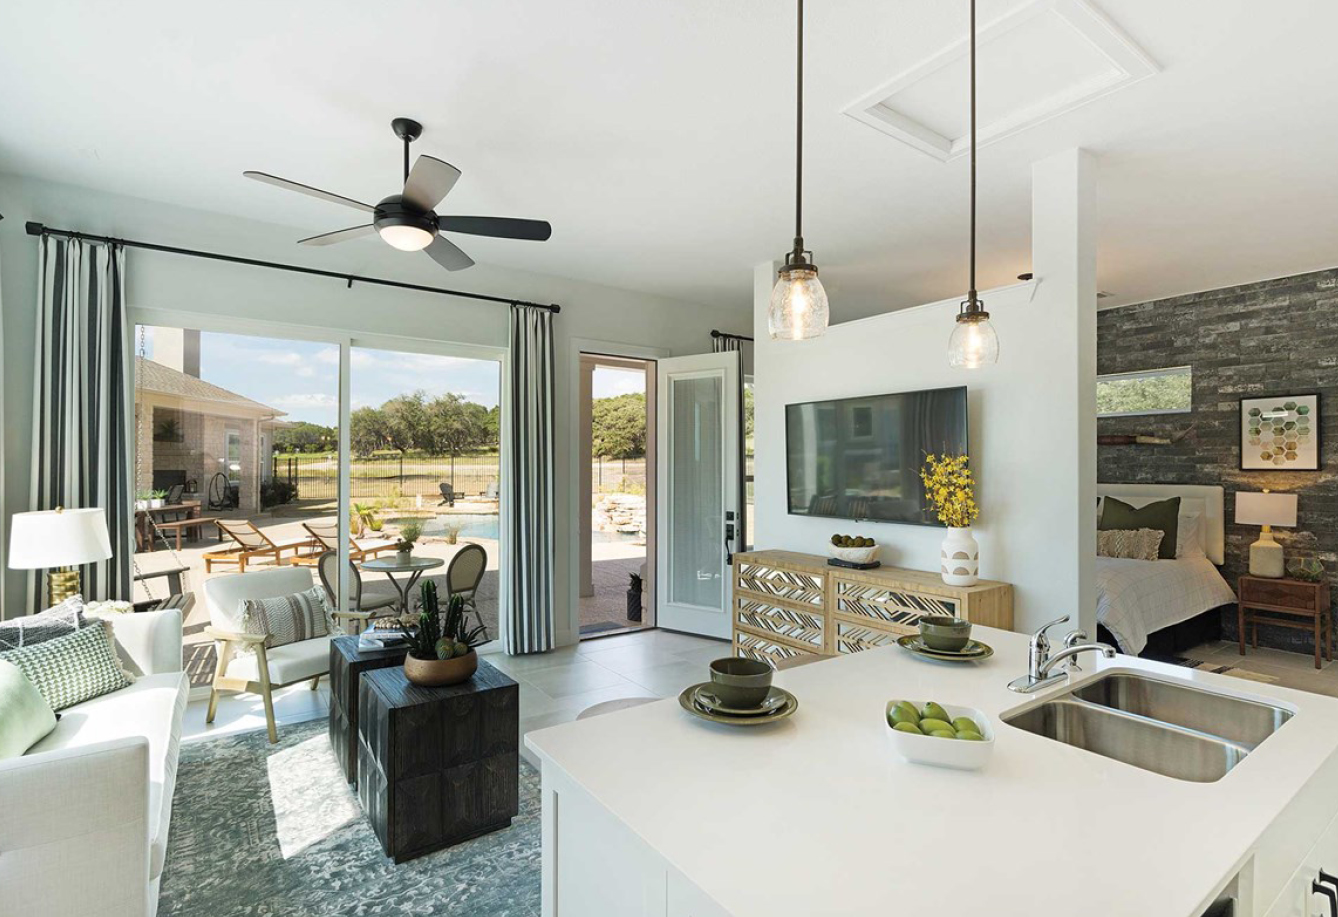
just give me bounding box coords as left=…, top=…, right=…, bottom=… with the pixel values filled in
left=1002, top=671, right=1293, bottom=782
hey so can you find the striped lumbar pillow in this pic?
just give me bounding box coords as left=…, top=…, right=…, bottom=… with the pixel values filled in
left=0, top=619, right=133, bottom=711
left=241, top=587, right=333, bottom=650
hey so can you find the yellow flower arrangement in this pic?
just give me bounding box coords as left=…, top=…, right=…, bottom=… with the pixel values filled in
left=920, top=453, right=979, bottom=529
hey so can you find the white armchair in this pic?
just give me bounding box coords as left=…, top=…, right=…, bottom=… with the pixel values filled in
left=202, top=566, right=368, bottom=743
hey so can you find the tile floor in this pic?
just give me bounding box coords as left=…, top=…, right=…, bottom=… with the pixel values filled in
left=1182, top=639, right=1338, bottom=697
left=182, top=628, right=730, bottom=767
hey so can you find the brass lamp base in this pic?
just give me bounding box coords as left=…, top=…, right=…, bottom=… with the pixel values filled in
left=47, top=567, right=82, bottom=607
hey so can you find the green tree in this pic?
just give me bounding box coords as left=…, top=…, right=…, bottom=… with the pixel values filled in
left=592, top=392, right=647, bottom=461
left=350, top=406, right=392, bottom=456
left=273, top=421, right=336, bottom=454
left=428, top=393, right=492, bottom=482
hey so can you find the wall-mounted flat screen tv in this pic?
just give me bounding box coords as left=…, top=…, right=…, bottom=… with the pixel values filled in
left=786, top=386, right=968, bottom=526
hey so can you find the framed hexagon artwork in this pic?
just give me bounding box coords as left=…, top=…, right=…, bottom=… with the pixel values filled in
left=1240, top=394, right=1321, bottom=470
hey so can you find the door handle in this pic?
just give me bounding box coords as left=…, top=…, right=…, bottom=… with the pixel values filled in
left=1313, top=876, right=1337, bottom=917
left=724, top=523, right=735, bottom=567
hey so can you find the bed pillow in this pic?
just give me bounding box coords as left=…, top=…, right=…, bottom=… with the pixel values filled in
left=0, top=660, right=58, bottom=760
left=0, top=619, right=133, bottom=711
left=0, top=595, right=88, bottom=652
left=1175, top=513, right=1206, bottom=559
left=240, top=586, right=333, bottom=650
left=1098, top=528, right=1165, bottom=561
left=1099, top=497, right=1180, bottom=560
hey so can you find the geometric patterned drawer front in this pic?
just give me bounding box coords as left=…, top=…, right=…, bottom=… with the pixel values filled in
left=735, top=599, right=824, bottom=649
left=734, top=629, right=810, bottom=665
left=835, top=619, right=908, bottom=654
left=834, top=579, right=958, bottom=632
left=736, top=563, right=825, bottom=607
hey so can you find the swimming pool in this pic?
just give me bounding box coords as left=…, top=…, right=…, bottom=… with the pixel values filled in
left=388, top=514, right=642, bottom=544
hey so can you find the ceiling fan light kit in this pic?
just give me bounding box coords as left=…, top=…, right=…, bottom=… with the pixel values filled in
left=245, top=116, right=551, bottom=272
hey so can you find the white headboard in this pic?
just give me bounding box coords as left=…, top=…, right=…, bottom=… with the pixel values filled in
left=1097, top=483, right=1226, bottom=565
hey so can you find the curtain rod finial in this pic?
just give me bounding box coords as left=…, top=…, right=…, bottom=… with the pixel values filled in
left=26, top=221, right=44, bottom=236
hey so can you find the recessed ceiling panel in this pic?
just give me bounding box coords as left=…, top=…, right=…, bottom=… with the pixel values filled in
left=844, top=0, right=1158, bottom=161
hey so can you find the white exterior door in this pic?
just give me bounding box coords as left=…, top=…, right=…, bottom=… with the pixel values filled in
left=655, top=352, right=740, bottom=639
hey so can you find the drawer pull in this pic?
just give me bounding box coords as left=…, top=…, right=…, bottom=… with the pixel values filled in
left=1313, top=877, right=1338, bottom=917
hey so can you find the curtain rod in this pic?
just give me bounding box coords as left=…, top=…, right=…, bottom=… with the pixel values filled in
left=711, top=329, right=754, bottom=342
left=24, top=221, right=561, bottom=314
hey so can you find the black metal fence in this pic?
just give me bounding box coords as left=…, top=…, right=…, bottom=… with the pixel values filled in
left=271, top=451, right=501, bottom=501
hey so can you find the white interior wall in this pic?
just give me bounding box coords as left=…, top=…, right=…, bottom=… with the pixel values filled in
left=0, top=172, right=751, bottom=630
left=751, top=150, right=1097, bottom=635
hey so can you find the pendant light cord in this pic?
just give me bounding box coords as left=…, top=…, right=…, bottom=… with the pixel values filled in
left=968, top=0, right=978, bottom=304
left=794, top=0, right=804, bottom=250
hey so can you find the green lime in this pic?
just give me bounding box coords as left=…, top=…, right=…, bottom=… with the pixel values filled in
left=892, top=721, right=923, bottom=735
left=922, top=702, right=949, bottom=722
left=928, top=729, right=957, bottom=739
left=951, top=716, right=979, bottom=734
left=918, top=718, right=952, bottom=734
left=890, top=706, right=921, bottom=727
left=956, top=730, right=985, bottom=741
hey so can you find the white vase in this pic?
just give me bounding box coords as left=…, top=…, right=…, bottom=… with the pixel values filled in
left=395, top=550, right=412, bottom=565
left=940, top=527, right=980, bottom=586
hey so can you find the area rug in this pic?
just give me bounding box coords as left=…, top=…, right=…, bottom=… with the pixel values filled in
left=1172, top=657, right=1280, bottom=684
left=159, top=718, right=540, bottom=917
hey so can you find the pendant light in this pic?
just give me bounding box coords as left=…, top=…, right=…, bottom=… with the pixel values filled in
left=768, top=0, right=829, bottom=341
left=948, top=0, right=999, bottom=368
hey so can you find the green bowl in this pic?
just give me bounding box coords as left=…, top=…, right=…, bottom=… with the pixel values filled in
left=708, top=657, right=773, bottom=709
left=918, top=616, right=972, bottom=652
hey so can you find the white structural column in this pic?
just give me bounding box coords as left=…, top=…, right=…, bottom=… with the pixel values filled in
left=1031, top=148, right=1098, bottom=636
left=578, top=356, right=595, bottom=598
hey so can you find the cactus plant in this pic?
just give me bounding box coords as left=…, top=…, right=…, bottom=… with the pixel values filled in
left=401, top=581, right=486, bottom=661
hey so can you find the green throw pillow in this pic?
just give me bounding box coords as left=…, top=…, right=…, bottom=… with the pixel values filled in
left=0, top=659, right=58, bottom=759
left=0, top=619, right=133, bottom=711
left=1099, top=496, right=1181, bottom=560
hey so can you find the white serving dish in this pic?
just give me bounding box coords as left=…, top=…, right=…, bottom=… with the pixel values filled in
left=829, top=543, right=879, bottom=564
left=885, top=700, right=995, bottom=771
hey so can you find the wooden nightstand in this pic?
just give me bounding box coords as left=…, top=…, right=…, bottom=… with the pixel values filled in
left=1238, top=575, right=1332, bottom=669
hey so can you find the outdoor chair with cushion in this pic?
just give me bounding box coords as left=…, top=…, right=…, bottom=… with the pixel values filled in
left=300, top=519, right=397, bottom=563
left=204, top=519, right=316, bottom=573
left=446, top=543, right=489, bottom=642
left=316, top=550, right=398, bottom=618
left=437, top=482, right=461, bottom=506
left=202, top=566, right=369, bottom=743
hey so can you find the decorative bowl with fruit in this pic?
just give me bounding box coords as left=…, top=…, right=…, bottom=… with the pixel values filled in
left=885, top=699, right=995, bottom=770
left=829, top=533, right=879, bottom=564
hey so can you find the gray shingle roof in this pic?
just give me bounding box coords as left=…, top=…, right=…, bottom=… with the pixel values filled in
left=135, top=357, right=284, bottom=416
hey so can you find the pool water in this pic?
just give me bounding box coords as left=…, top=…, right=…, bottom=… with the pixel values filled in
left=388, top=514, right=642, bottom=543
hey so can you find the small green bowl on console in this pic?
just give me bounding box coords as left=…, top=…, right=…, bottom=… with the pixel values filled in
left=918, top=616, right=972, bottom=652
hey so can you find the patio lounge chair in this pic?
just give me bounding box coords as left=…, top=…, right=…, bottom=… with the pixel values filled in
left=316, top=551, right=398, bottom=617
left=204, top=519, right=316, bottom=573
left=483, top=480, right=499, bottom=500
left=300, top=520, right=398, bottom=561
left=438, top=482, right=461, bottom=506
left=446, top=543, right=489, bottom=642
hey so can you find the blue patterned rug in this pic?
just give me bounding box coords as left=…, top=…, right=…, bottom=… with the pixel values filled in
left=160, top=718, right=540, bottom=916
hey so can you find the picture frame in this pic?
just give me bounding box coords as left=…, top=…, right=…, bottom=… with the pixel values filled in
left=1240, top=393, right=1321, bottom=470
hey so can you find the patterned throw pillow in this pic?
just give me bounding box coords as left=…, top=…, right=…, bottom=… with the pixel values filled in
left=0, top=595, right=88, bottom=652
left=1098, top=528, right=1165, bottom=561
left=241, top=587, right=333, bottom=650
left=0, top=619, right=133, bottom=711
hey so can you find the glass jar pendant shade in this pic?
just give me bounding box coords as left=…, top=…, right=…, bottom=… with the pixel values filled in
left=947, top=307, right=999, bottom=368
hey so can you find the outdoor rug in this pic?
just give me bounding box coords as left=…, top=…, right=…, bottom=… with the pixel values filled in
left=159, top=718, right=541, bottom=917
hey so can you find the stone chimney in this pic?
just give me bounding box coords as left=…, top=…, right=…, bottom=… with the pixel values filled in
left=154, top=327, right=201, bottom=378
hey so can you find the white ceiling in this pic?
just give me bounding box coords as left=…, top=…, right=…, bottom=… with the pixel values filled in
left=1, top=0, right=1335, bottom=322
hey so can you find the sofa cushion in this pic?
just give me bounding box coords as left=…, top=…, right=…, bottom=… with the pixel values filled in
left=0, top=594, right=88, bottom=651
left=0, top=619, right=134, bottom=710
left=29, top=672, right=188, bottom=880
left=226, top=635, right=332, bottom=685
left=0, top=660, right=57, bottom=759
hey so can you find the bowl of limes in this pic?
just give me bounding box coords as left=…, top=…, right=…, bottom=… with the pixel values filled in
left=885, top=699, right=995, bottom=770
left=829, top=534, right=879, bottom=564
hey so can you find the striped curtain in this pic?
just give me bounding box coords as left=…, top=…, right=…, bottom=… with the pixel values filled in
left=30, top=237, right=133, bottom=608
left=503, top=305, right=556, bottom=654
left=712, top=334, right=748, bottom=552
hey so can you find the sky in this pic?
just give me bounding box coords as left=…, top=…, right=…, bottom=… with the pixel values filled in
left=141, top=327, right=644, bottom=425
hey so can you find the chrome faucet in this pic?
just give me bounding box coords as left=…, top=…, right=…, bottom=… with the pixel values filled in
left=1008, top=615, right=1117, bottom=693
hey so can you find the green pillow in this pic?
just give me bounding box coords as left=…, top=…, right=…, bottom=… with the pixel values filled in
left=1099, top=496, right=1181, bottom=560
left=0, top=659, right=57, bottom=759
left=0, top=619, right=133, bottom=711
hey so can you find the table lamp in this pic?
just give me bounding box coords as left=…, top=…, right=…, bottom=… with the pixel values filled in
left=8, top=507, right=113, bottom=606
left=1235, top=490, right=1298, bottom=578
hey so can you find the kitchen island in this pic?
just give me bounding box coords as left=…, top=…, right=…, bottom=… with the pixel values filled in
left=525, top=625, right=1338, bottom=917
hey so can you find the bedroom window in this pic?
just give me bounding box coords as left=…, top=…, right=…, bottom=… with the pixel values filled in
left=1097, top=366, right=1192, bottom=417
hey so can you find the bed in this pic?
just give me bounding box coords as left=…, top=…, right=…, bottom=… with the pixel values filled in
left=1096, top=484, right=1237, bottom=656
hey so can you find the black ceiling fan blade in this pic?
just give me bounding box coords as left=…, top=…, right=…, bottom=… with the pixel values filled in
left=423, top=235, right=475, bottom=271
left=297, top=224, right=377, bottom=246
left=243, top=171, right=375, bottom=213
left=436, top=216, right=552, bottom=242
left=402, top=155, right=462, bottom=212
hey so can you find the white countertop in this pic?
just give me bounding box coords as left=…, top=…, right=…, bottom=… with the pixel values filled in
left=525, top=627, right=1338, bottom=917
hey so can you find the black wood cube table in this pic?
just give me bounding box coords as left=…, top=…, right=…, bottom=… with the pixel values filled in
left=357, top=660, right=519, bottom=863
left=329, top=636, right=408, bottom=785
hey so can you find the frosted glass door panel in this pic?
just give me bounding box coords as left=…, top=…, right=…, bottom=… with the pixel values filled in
left=669, top=375, right=723, bottom=610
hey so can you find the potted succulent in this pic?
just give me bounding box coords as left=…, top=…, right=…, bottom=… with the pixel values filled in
left=627, top=572, right=643, bottom=622
left=442, top=521, right=464, bottom=545
left=395, top=520, right=422, bottom=564
left=401, top=581, right=487, bottom=687
left=149, top=489, right=168, bottom=509
left=134, top=491, right=151, bottom=512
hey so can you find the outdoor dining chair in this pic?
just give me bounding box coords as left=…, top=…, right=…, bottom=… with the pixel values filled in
left=316, top=550, right=398, bottom=619
left=446, top=543, right=489, bottom=641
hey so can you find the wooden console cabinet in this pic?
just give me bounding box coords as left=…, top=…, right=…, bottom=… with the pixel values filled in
left=731, top=549, right=1013, bottom=666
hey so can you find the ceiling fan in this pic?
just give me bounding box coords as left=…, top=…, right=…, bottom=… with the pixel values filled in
left=243, top=117, right=552, bottom=271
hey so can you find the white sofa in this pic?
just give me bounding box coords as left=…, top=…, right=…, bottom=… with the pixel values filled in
left=0, top=609, right=187, bottom=917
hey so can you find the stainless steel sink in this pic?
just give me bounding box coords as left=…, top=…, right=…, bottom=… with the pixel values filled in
left=1002, top=671, right=1293, bottom=782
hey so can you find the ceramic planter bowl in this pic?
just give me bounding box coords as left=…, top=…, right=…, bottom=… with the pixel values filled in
left=829, top=543, right=879, bottom=564
left=708, top=657, right=773, bottom=709
left=918, top=615, right=972, bottom=652
left=404, top=649, right=478, bottom=687
left=886, top=701, right=995, bottom=771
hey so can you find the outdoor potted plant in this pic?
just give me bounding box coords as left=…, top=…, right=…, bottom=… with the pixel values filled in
left=395, top=520, right=422, bottom=564
left=401, top=581, right=486, bottom=687
left=442, top=521, right=464, bottom=545
left=627, top=572, right=643, bottom=622
left=921, top=453, right=980, bottom=586
left=134, top=491, right=151, bottom=512
left=149, top=489, right=168, bottom=510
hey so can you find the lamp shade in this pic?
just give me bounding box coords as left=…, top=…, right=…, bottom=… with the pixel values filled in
left=1235, top=492, right=1298, bottom=528
left=8, top=508, right=113, bottom=569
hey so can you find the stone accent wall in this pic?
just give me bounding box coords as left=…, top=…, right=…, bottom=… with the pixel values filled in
left=1097, top=266, right=1338, bottom=652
